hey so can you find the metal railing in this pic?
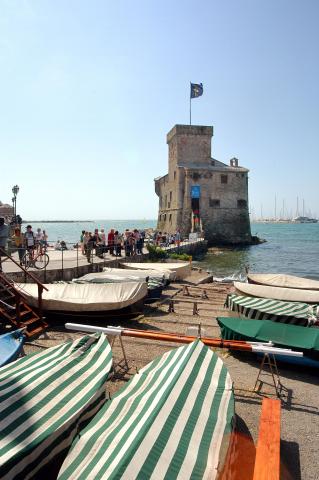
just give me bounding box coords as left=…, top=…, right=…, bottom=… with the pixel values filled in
left=3, top=237, right=206, bottom=281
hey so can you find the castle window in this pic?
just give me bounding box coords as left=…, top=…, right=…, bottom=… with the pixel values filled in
left=168, top=202, right=171, bottom=208
left=169, top=191, right=172, bottom=202
left=209, top=199, right=220, bottom=207
left=169, top=214, right=172, bottom=222
left=164, top=214, right=167, bottom=221
left=165, top=194, right=167, bottom=207
left=221, top=175, right=228, bottom=184
left=211, top=160, right=215, bottom=166
left=159, top=214, right=161, bottom=221
left=174, top=171, right=176, bottom=179
left=237, top=199, right=247, bottom=208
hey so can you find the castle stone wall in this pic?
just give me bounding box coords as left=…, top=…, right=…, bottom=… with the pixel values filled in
left=155, top=124, right=252, bottom=245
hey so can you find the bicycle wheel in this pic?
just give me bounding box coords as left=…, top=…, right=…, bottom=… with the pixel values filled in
left=21, top=252, right=32, bottom=269
left=34, top=253, right=49, bottom=270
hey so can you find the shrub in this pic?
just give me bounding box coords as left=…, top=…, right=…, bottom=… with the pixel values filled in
left=146, top=244, right=168, bottom=261
left=169, top=253, right=191, bottom=261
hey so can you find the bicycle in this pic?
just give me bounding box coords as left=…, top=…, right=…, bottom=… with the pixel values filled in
left=22, top=249, right=49, bottom=270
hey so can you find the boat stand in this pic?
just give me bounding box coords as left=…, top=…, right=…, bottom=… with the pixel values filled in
left=254, top=353, right=283, bottom=398
left=108, top=334, right=129, bottom=374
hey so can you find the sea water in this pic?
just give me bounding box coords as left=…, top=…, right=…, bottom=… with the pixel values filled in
left=22, top=220, right=319, bottom=280
left=197, top=222, right=319, bottom=280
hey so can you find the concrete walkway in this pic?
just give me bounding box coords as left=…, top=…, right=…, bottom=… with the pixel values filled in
left=2, top=239, right=207, bottom=282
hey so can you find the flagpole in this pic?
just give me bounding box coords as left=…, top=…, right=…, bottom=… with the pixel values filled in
left=190, top=82, right=192, bottom=125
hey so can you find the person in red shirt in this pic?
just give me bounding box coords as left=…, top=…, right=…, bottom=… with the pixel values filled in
left=107, top=229, right=115, bottom=256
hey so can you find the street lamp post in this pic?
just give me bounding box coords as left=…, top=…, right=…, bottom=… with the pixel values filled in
left=12, top=185, right=19, bottom=223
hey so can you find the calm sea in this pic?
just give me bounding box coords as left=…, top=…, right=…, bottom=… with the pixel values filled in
left=197, top=222, right=319, bottom=280
left=24, top=220, right=319, bottom=280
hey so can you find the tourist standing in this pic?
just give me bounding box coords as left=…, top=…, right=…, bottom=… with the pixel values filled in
left=42, top=230, right=48, bottom=249
left=134, top=229, right=143, bottom=255
left=107, top=229, right=115, bottom=256
left=114, top=230, right=123, bottom=257
left=35, top=228, right=43, bottom=254
left=86, top=233, right=94, bottom=263
left=0, top=217, right=9, bottom=272
left=83, top=232, right=89, bottom=255
left=12, top=228, right=25, bottom=265
left=80, top=230, right=85, bottom=255
left=175, top=229, right=181, bottom=248
left=100, top=228, right=106, bottom=246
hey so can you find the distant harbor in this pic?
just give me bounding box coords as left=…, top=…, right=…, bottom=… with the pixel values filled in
left=22, top=220, right=95, bottom=224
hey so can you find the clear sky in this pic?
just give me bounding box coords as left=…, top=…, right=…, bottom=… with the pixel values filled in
left=1, top=0, right=318, bottom=220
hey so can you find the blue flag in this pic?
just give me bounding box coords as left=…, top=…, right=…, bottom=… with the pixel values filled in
left=190, top=82, right=203, bottom=99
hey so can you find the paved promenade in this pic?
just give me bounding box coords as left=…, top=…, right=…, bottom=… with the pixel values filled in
left=2, top=239, right=207, bottom=281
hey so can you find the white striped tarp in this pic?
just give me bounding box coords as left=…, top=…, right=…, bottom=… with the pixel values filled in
left=0, top=333, right=112, bottom=480
left=227, top=293, right=316, bottom=325
left=58, top=340, right=234, bottom=480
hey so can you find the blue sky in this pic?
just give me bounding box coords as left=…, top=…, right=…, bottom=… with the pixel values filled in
left=1, top=0, right=318, bottom=219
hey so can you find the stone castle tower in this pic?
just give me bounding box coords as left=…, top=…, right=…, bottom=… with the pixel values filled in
left=154, top=124, right=252, bottom=245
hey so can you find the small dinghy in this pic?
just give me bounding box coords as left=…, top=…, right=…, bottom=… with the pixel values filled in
left=0, top=333, right=112, bottom=480
left=217, top=316, right=319, bottom=368
left=234, top=281, right=319, bottom=304
left=58, top=339, right=234, bottom=480
left=0, top=330, right=25, bottom=367
left=247, top=273, right=319, bottom=290
left=122, top=261, right=191, bottom=280
left=226, top=293, right=317, bottom=326
left=15, top=282, right=148, bottom=317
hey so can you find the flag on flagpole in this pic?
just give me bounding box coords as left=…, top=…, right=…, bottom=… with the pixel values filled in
left=190, top=82, right=203, bottom=98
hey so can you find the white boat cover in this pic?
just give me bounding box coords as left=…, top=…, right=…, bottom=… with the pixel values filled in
left=248, top=273, right=319, bottom=290
left=15, top=282, right=148, bottom=312
left=74, top=271, right=148, bottom=284
left=234, top=281, right=319, bottom=304
left=122, top=262, right=191, bottom=280
left=101, top=267, right=165, bottom=283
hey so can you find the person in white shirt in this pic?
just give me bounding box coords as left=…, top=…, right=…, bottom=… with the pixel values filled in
left=24, top=225, right=36, bottom=259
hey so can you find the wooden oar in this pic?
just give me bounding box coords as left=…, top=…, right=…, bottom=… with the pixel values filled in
left=65, top=323, right=303, bottom=357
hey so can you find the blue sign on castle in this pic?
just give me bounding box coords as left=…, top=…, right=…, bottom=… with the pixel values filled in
left=191, top=186, right=201, bottom=198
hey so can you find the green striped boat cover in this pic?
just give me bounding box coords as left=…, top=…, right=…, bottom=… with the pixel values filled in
left=226, top=293, right=316, bottom=325
left=0, top=334, right=112, bottom=480
left=58, top=340, right=234, bottom=480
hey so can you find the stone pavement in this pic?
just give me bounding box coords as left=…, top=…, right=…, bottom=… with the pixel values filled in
left=2, top=239, right=206, bottom=280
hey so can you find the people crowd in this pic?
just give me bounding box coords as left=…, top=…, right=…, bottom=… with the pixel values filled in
left=0, top=219, right=49, bottom=269
left=80, top=228, right=147, bottom=263
left=0, top=217, right=183, bottom=272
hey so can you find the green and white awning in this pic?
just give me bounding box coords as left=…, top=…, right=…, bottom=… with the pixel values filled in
left=227, top=293, right=316, bottom=325
left=0, top=334, right=112, bottom=480
left=58, top=340, right=234, bottom=480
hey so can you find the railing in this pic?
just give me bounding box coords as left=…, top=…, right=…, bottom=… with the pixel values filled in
left=2, top=237, right=206, bottom=282
left=0, top=247, right=48, bottom=320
